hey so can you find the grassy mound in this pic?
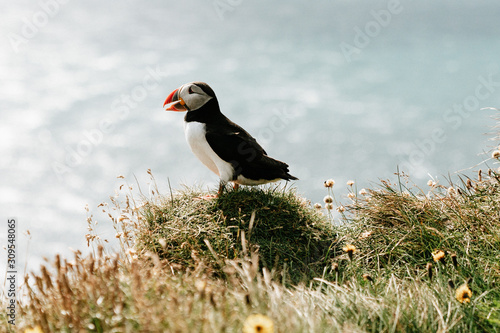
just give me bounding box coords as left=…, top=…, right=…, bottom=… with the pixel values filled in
left=137, top=185, right=339, bottom=284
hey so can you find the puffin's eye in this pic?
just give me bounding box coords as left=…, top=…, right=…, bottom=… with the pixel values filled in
left=188, top=86, right=194, bottom=94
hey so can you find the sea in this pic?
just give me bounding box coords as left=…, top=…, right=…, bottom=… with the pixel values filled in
left=1, top=0, right=500, bottom=278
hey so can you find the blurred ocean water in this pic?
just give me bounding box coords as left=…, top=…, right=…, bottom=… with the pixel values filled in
left=1, top=0, right=499, bottom=275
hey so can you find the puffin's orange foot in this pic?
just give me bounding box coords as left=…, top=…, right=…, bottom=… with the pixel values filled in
left=194, top=194, right=218, bottom=200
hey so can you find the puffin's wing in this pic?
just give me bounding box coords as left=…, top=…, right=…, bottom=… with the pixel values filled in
left=205, top=129, right=267, bottom=165
left=205, top=129, right=296, bottom=181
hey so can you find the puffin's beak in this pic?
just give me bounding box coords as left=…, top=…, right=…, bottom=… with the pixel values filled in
left=163, top=88, right=188, bottom=112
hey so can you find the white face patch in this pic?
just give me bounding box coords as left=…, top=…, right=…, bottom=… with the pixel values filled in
left=178, top=83, right=213, bottom=111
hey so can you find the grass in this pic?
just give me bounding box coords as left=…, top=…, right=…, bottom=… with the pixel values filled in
left=339, top=172, right=500, bottom=278
left=137, top=184, right=339, bottom=284
left=2, top=151, right=500, bottom=332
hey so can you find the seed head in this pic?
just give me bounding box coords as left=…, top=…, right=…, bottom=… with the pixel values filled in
left=126, top=248, right=137, bottom=260
left=40, top=265, right=53, bottom=289
left=427, top=180, right=437, bottom=187
left=336, top=205, right=346, bottom=213
left=359, top=189, right=368, bottom=196
left=447, top=187, right=456, bottom=196
left=313, top=203, right=322, bottom=209
left=492, top=150, right=500, bottom=159
left=324, top=179, right=335, bottom=188
left=325, top=203, right=334, bottom=210
left=323, top=195, right=333, bottom=204
left=331, top=262, right=339, bottom=272
left=359, top=230, right=373, bottom=240
left=347, top=193, right=356, bottom=199
left=159, top=238, right=167, bottom=249
left=346, top=180, right=355, bottom=186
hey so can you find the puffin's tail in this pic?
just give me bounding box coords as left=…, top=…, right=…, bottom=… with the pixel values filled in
left=284, top=173, right=298, bottom=181
left=255, top=155, right=298, bottom=182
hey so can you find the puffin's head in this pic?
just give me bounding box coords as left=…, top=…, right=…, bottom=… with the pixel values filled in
left=163, top=82, right=216, bottom=112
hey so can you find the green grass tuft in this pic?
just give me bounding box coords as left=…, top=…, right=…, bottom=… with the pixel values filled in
left=138, top=185, right=339, bottom=284
left=343, top=174, right=500, bottom=279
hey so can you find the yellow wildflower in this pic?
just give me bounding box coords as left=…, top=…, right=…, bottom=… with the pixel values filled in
left=343, top=244, right=356, bottom=260
left=456, top=284, right=472, bottom=304
left=343, top=244, right=356, bottom=253
left=242, top=314, right=274, bottom=333
left=432, top=250, right=445, bottom=263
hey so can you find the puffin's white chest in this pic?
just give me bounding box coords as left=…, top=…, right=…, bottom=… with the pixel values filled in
left=184, top=121, right=235, bottom=182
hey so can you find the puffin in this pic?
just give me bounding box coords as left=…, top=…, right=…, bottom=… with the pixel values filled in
left=163, top=81, right=298, bottom=195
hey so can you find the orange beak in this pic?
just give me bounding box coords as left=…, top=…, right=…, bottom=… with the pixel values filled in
left=163, top=88, right=188, bottom=112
